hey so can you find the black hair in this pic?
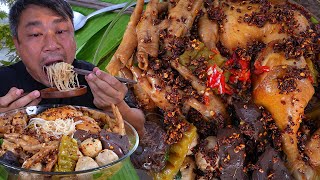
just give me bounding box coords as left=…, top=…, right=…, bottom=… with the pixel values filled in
left=9, top=0, right=73, bottom=38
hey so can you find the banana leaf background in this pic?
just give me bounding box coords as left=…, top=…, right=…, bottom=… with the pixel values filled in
left=70, top=0, right=134, bottom=70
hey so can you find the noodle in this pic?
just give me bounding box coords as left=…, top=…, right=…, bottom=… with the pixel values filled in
left=44, top=62, right=80, bottom=91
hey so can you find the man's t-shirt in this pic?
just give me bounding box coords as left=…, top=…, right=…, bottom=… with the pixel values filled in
left=0, top=60, right=96, bottom=108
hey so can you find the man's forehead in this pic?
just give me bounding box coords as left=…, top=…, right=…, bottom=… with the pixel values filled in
left=19, top=5, right=68, bottom=26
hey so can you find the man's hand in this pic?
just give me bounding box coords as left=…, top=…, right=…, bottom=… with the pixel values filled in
left=85, top=67, right=146, bottom=136
left=0, top=87, right=41, bottom=113
left=85, top=67, right=128, bottom=110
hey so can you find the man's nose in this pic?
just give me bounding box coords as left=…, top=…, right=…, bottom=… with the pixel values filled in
left=43, top=32, right=61, bottom=51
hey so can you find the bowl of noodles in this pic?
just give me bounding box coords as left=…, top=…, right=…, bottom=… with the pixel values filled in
left=41, top=62, right=88, bottom=99
left=0, top=104, right=139, bottom=179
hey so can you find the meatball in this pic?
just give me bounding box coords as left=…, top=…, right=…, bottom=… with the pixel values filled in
left=80, top=138, right=102, bottom=157
left=75, top=156, right=99, bottom=171
left=95, top=149, right=119, bottom=166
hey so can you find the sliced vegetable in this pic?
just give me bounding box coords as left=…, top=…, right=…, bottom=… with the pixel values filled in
left=54, top=135, right=79, bottom=172
left=153, top=123, right=197, bottom=180
left=179, top=41, right=225, bottom=69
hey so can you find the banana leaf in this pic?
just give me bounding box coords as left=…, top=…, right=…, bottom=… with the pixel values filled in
left=97, top=47, right=118, bottom=69
left=73, top=0, right=135, bottom=67
left=72, top=6, right=117, bottom=50
left=76, top=15, right=129, bottom=65
left=92, top=0, right=135, bottom=66
left=0, top=166, right=8, bottom=180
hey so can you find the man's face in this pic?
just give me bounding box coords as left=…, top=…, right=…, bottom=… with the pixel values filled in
left=14, top=5, right=76, bottom=86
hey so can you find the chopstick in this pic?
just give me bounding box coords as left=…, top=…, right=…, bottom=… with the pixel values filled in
left=73, top=68, right=137, bottom=84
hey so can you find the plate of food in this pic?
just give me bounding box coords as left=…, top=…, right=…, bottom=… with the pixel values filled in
left=0, top=104, right=139, bottom=179
left=104, top=0, right=320, bottom=179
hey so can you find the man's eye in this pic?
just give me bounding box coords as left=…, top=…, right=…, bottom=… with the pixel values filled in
left=29, top=33, right=41, bottom=37
left=56, top=30, right=67, bottom=34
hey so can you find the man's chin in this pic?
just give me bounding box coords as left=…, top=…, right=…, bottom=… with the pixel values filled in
left=38, top=78, right=51, bottom=88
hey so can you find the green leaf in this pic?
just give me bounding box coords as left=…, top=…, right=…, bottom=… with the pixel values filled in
left=0, top=165, right=8, bottom=180
left=76, top=15, right=129, bottom=65
left=73, top=6, right=118, bottom=49
left=97, top=47, right=118, bottom=70
left=92, top=0, right=135, bottom=65
left=108, top=158, right=139, bottom=180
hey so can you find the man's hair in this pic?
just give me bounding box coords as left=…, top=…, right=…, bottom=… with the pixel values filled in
left=9, top=0, right=73, bottom=38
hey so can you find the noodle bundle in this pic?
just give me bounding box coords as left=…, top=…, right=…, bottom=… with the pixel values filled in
left=44, top=62, right=80, bottom=91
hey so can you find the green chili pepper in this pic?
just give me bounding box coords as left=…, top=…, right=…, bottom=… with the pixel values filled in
left=54, top=135, right=79, bottom=172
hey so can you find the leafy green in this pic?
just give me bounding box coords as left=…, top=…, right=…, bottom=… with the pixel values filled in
left=73, top=6, right=116, bottom=49
left=92, top=0, right=134, bottom=66
left=76, top=15, right=129, bottom=65
left=109, top=158, right=139, bottom=180
left=97, top=47, right=118, bottom=70
left=0, top=138, right=3, bottom=146
left=0, top=166, right=8, bottom=180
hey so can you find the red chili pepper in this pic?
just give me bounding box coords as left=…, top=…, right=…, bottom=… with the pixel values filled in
left=211, top=48, right=219, bottom=55
left=254, top=61, right=270, bottom=74
left=238, top=70, right=251, bottom=82
left=225, top=53, right=251, bottom=84
left=308, top=75, right=314, bottom=84
left=239, top=59, right=249, bottom=70
left=207, top=65, right=232, bottom=94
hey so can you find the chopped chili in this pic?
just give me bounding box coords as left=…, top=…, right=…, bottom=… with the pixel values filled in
left=225, top=53, right=251, bottom=84
left=207, top=65, right=232, bottom=94
left=254, top=60, right=270, bottom=74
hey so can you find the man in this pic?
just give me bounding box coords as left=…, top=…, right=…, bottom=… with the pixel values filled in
left=0, top=0, right=145, bottom=135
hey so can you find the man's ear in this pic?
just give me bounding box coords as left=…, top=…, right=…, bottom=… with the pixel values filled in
left=13, top=37, right=20, bottom=56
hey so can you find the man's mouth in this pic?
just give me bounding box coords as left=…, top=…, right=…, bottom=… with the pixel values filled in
left=43, top=60, right=63, bottom=76
left=44, top=60, right=63, bottom=67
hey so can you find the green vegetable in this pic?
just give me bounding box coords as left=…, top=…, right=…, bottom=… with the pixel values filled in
left=306, top=57, right=318, bottom=86
left=0, top=138, right=3, bottom=146
left=311, top=16, right=319, bottom=24
left=179, top=41, right=226, bottom=70
left=54, top=135, right=79, bottom=172
left=153, top=122, right=197, bottom=180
